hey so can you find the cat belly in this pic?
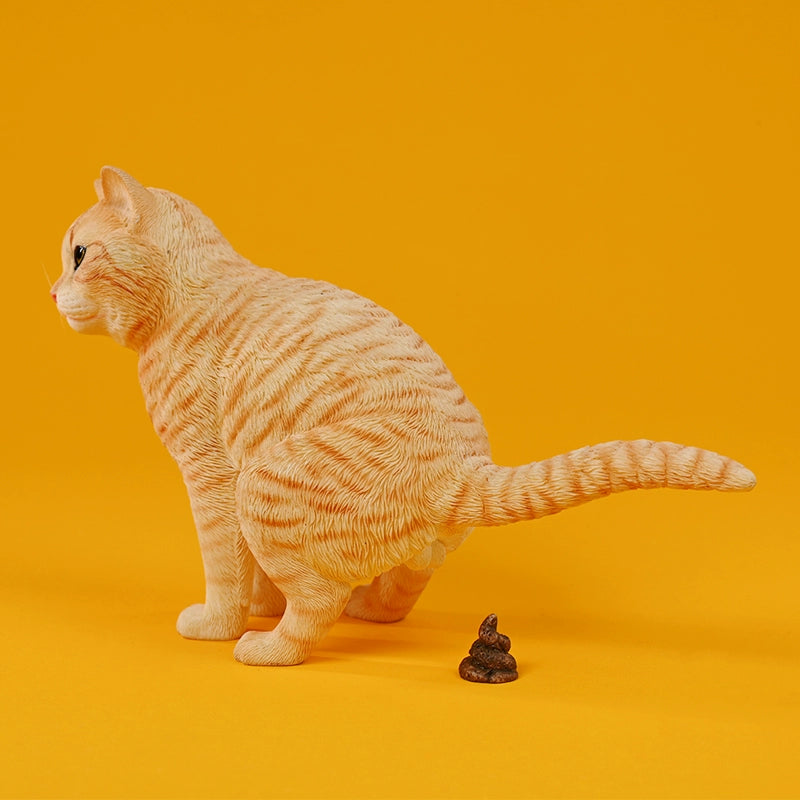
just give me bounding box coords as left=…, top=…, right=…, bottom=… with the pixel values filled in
left=403, top=525, right=474, bottom=571
left=245, top=515, right=470, bottom=585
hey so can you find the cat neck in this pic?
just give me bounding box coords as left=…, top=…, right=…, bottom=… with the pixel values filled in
left=132, top=258, right=284, bottom=357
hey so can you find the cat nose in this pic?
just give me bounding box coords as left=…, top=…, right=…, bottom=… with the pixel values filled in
left=50, top=292, right=57, bottom=304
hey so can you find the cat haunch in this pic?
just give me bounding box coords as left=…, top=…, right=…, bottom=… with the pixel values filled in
left=51, top=167, right=756, bottom=666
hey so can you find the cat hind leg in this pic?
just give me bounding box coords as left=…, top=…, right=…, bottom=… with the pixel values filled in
left=233, top=555, right=350, bottom=666
left=346, top=525, right=471, bottom=623
left=234, top=462, right=351, bottom=665
left=345, top=564, right=434, bottom=623
left=250, top=564, right=287, bottom=617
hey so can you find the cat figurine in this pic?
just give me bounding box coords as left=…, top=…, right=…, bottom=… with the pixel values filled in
left=51, top=167, right=756, bottom=666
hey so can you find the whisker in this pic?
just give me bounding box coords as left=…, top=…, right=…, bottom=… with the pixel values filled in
left=55, top=307, right=67, bottom=331
left=41, top=261, right=55, bottom=289
left=41, top=262, right=68, bottom=331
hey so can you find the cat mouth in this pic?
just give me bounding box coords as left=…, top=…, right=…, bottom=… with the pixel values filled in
left=61, top=309, right=96, bottom=322
left=64, top=311, right=98, bottom=325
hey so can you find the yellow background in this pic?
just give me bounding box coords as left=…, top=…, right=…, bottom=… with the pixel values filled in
left=2, top=1, right=798, bottom=797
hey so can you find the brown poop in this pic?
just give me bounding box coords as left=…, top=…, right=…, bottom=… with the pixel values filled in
left=459, top=614, right=518, bottom=683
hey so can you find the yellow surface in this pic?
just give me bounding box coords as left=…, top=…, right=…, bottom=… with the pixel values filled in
left=2, top=1, right=798, bottom=797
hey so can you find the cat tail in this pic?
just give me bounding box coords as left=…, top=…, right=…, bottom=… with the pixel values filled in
left=449, top=440, right=756, bottom=527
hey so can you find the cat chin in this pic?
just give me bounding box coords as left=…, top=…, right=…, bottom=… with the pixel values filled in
left=66, top=314, right=104, bottom=335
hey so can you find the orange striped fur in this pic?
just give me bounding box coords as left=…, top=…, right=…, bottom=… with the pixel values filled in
left=51, top=167, right=756, bottom=665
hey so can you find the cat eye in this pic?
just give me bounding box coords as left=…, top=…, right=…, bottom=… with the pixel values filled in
left=73, top=245, right=86, bottom=270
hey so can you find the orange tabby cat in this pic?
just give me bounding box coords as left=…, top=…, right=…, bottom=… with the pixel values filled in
left=51, top=167, right=756, bottom=666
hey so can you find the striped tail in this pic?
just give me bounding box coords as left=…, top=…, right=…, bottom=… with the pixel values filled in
left=451, top=440, right=756, bottom=527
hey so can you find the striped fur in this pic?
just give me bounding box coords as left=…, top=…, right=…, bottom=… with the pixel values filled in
left=51, top=167, right=756, bottom=665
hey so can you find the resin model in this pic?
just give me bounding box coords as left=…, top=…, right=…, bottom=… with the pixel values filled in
left=459, top=615, right=518, bottom=683
left=51, top=167, right=756, bottom=666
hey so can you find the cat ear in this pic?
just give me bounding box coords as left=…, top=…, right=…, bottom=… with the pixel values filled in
left=98, top=166, right=153, bottom=225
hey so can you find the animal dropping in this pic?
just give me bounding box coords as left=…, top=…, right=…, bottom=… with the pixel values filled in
left=51, top=167, right=757, bottom=666
left=459, top=614, right=518, bottom=683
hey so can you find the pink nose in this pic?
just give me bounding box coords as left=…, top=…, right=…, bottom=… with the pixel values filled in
left=51, top=292, right=57, bottom=303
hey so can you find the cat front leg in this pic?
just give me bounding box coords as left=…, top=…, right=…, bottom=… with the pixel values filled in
left=177, top=470, right=255, bottom=641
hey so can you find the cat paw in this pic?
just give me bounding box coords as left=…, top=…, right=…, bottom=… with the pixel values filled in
left=176, top=603, right=247, bottom=641
left=233, top=630, right=307, bottom=666
left=344, top=585, right=408, bottom=623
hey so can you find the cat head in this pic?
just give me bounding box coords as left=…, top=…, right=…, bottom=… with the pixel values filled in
left=51, top=167, right=233, bottom=350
